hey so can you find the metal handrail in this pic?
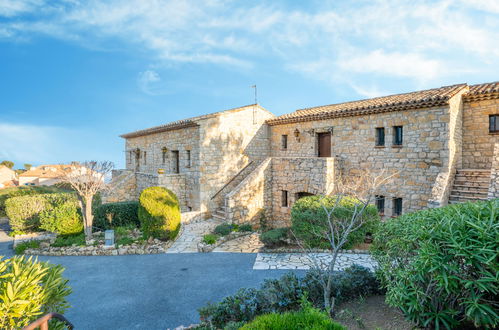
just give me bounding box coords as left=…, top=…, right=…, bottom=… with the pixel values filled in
left=23, top=313, right=74, bottom=330
left=211, top=161, right=254, bottom=200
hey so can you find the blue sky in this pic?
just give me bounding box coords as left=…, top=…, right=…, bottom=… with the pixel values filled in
left=0, top=0, right=498, bottom=169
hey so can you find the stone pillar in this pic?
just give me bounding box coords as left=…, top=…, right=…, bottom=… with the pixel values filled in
left=487, top=143, right=499, bottom=199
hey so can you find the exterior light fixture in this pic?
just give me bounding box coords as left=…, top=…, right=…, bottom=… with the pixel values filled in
left=104, top=230, right=115, bottom=247
left=294, top=128, right=301, bottom=142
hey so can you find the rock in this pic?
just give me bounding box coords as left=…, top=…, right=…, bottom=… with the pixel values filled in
left=86, top=239, right=95, bottom=245
left=147, top=237, right=154, bottom=244
left=40, top=242, right=50, bottom=248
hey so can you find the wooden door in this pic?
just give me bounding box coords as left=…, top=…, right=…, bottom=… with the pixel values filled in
left=172, top=150, right=179, bottom=173
left=318, top=133, right=331, bottom=157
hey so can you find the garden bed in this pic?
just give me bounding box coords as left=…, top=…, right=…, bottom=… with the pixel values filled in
left=17, top=227, right=182, bottom=256
left=197, top=222, right=253, bottom=252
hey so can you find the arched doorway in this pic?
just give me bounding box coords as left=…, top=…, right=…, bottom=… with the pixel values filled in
left=296, top=192, right=315, bottom=200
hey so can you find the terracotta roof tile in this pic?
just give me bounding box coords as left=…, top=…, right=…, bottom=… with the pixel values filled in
left=267, top=83, right=467, bottom=125
left=120, top=104, right=267, bottom=139
left=464, top=82, right=499, bottom=101
left=19, top=165, right=78, bottom=178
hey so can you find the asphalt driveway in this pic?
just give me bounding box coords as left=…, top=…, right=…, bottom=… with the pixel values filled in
left=32, top=253, right=301, bottom=329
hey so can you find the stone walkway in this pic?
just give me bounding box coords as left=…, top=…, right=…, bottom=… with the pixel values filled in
left=166, top=218, right=222, bottom=253
left=253, top=252, right=376, bottom=270
left=213, top=233, right=264, bottom=253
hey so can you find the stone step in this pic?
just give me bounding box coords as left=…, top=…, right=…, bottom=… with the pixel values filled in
left=455, top=170, right=491, bottom=177
left=451, top=185, right=489, bottom=193
left=448, top=195, right=488, bottom=203
left=449, top=189, right=488, bottom=197
left=212, top=213, right=225, bottom=220
left=453, top=180, right=490, bottom=186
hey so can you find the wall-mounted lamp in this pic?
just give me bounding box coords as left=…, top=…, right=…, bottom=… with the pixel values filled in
left=294, top=128, right=300, bottom=142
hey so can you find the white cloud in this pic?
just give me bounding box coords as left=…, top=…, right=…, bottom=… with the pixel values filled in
left=0, top=0, right=498, bottom=98
left=137, top=70, right=161, bottom=95
left=338, top=50, right=443, bottom=82
left=0, top=0, right=44, bottom=17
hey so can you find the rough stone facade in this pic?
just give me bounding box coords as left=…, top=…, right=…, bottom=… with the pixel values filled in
left=462, top=98, right=499, bottom=169
left=110, top=82, right=499, bottom=228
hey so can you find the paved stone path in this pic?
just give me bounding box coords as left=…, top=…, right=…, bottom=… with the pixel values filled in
left=0, top=217, right=13, bottom=258
left=213, top=233, right=264, bottom=253
left=166, top=218, right=222, bottom=253
left=253, top=252, right=376, bottom=270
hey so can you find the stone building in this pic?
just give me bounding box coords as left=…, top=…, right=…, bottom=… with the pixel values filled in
left=107, top=81, right=498, bottom=227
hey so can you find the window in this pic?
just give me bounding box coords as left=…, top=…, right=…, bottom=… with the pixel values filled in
left=375, top=195, right=385, bottom=215
left=375, top=127, right=385, bottom=146
left=489, top=115, right=499, bottom=133
left=162, top=148, right=168, bottom=164
left=281, top=190, right=288, bottom=207
left=393, top=198, right=403, bottom=216
left=281, top=135, right=288, bottom=150
left=172, top=150, right=179, bottom=174
left=128, top=151, right=132, bottom=164
left=186, top=150, right=191, bottom=168
left=393, top=126, right=403, bottom=146
left=143, top=151, right=147, bottom=165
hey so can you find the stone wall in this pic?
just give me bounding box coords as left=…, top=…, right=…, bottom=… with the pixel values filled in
left=462, top=97, right=499, bottom=169
left=488, top=143, right=499, bottom=199
left=269, top=105, right=453, bottom=216
left=158, top=173, right=188, bottom=211
left=226, top=158, right=272, bottom=226
left=428, top=89, right=466, bottom=207
left=102, top=170, right=137, bottom=203
left=270, top=157, right=335, bottom=227
left=198, top=106, right=274, bottom=213
left=125, top=125, right=201, bottom=209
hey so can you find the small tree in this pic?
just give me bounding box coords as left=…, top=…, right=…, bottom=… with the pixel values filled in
left=24, top=163, right=32, bottom=170
left=60, top=161, right=113, bottom=240
left=292, top=168, right=395, bottom=317
left=0, top=160, right=14, bottom=168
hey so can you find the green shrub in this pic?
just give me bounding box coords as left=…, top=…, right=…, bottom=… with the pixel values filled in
left=214, top=223, right=233, bottom=236
left=14, top=240, right=41, bottom=254
left=372, top=200, right=499, bottom=329
left=138, top=187, right=181, bottom=240
left=203, top=234, right=218, bottom=245
left=291, top=195, right=380, bottom=249
left=0, top=186, right=70, bottom=217
left=39, top=201, right=83, bottom=235
left=6, top=193, right=77, bottom=232
left=260, top=227, right=289, bottom=247
left=0, top=256, right=72, bottom=329
left=239, top=224, right=253, bottom=232
left=198, top=265, right=380, bottom=329
left=241, top=306, right=345, bottom=330
left=93, top=201, right=140, bottom=230
left=51, top=233, right=86, bottom=247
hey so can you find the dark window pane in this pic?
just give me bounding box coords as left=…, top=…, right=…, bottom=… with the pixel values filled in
left=490, top=115, right=499, bottom=132
left=393, top=126, right=403, bottom=145
left=375, top=195, right=385, bottom=214
left=393, top=198, right=402, bottom=216
left=281, top=190, right=288, bottom=207
left=282, top=135, right=288, bottom=150
left=376, top=128, right=385, bottom=146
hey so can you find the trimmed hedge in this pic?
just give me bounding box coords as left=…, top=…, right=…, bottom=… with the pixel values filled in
left=5, top=193, right=78, bottom=232
left=138, top=187, right=181, bottom=240
left=291, top=195, right=380, bottom=249
left=260, top=227, right=289, bottom=247
left=373, top=200, right=499, bottom=329
left=39, top=201, right=83, bottom=235
left=0, top=186, right=69, bottom=217
left=241, top=306, right=345, bottom=330
left=93, top=201, right=140, bottom=230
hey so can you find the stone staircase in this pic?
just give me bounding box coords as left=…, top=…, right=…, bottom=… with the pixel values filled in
left=449, top=169, right=491, bottom=204
left=213, top=206, right=227, bottom=221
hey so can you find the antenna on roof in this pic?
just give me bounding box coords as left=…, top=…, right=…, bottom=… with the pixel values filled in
left=251, top=85, right=257, bottom=124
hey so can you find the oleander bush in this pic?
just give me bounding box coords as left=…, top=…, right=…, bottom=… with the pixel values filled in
left=0, top=256, right=72, bottom=329
left=198, top=265, right=380, bottom=329
left=203, top=234, right=218, bottom=245
left=93, top=201, right=140, bottom=230
left=373, top=200, right=499, bottom=329
left=138, top=187, right=181, bottom=240
left=39, top=201, right=83, bottom=235
left=291, top=195, right=380, bottom=249
left=260, top=227, right=289, bottom=247
left=5, top=193, right=78, bottom=232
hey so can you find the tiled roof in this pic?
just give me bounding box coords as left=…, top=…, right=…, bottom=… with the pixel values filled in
left=267, top=84, right=467, bottom=125
left=19, top=165, right=78, bottom=178
left=464, top=82, right=499, bottom=101
left=120, top=104, right=266, bottom=139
